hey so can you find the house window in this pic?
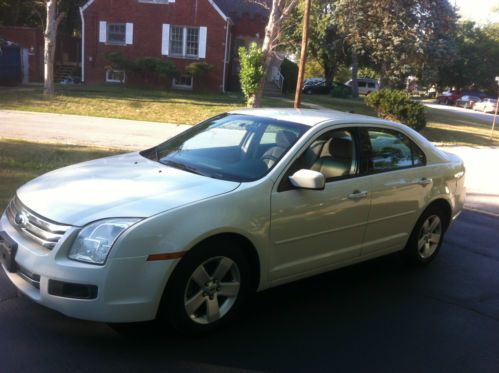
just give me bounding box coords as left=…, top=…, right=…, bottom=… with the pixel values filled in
left=170, top=26, right=184, bottom=55
left=107, top=23, right=126, bottom=45
left=106, top=69, right=126, bottom=83
left=173, top=75, right=193, bottom=89
left=170, top=26, right=200, bottom=58
left=186, top=28, right=199, bottom=57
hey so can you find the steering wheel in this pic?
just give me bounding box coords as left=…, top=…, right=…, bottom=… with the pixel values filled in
left=261, top=154, right=280, bottom=167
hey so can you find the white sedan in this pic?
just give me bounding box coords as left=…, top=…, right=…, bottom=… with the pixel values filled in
left=473, top=98, right=498, bottom=113
left=0, top=109, right=465, bottom=333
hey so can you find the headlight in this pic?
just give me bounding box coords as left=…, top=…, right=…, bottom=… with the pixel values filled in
left=68, top=218, right=141, bottom=265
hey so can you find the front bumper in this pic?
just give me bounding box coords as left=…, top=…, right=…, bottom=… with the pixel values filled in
left=0, top=212, right=176, bottom=323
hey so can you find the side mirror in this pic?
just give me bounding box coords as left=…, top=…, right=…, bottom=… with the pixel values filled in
left=289, top=169, right=325, bottom=190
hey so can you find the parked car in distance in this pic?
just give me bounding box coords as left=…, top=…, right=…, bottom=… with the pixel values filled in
left=302, top=80, right=352, bottom=96
left=436, top=91, right=461, bottom=105
left=345, top=78, right=379, bottom=95
left=0, top=109, right=465, bottom=334
left=303, top=77, right=324, bottom=86
left=473, top=98, right=498, bottom=113
left=455, top=95, right=481, bottom=109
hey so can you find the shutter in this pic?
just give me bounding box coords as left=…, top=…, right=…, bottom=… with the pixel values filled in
left=99, top=21, right=107, bottom=43
left=126, top=23, right=134, bottom=45
left=199, top=26, right=207, bottom=58
left=162, top=24, right=170, bottom=55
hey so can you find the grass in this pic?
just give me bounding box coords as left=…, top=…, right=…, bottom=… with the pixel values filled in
left=0, top=139, right=122, bottom=211
left=1, top=85, right=497, bottom=147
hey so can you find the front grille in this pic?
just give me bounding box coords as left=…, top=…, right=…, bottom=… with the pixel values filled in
left=5, top=196, right=71, bottom=250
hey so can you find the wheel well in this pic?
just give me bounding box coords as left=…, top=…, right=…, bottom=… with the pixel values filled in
left=426, top=199, right=452, bottom=231
left=194, top=233, right=261, bottom=292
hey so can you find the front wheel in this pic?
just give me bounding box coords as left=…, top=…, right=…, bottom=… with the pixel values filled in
left=158, top=241, right=252, bottom=334
left=401, top=206, right=447, bottom=265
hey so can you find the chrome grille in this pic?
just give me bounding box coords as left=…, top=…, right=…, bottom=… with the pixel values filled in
left=5, top=196, right=71, bottom=250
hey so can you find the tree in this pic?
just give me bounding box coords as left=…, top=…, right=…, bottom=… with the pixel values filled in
left=335, top=0, right=458, bottom=88
left=249, top=0, right=299, bottom=107
left=239, top=43, right=265, bottom=107
left=282, top=0, right=347, bottom=86
left=44, top=0, right=65, bottom=96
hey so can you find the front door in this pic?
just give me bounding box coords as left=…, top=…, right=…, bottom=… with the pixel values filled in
left=269, top=128, right=371, bottom=282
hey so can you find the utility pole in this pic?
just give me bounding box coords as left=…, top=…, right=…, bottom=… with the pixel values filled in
left=294, top=0, right=312, bottom=109
left=491, top=76, right=499, bottom=140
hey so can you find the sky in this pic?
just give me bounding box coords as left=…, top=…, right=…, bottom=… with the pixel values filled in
left=455, top=0, right=499, bottom=24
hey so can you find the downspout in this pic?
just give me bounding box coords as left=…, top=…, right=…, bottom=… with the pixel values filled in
left=222, top=19, right=230, bottom=93
left=79, top=6, right=85, bottom=83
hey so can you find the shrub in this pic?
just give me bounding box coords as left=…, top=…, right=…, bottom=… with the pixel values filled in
left=331, top=84, right=352, bottom=99
left=185, top=62, right=213, bottom=77
left=238, top=42, right=264, bottom=107
left=365, top=89, right=426, bottom=131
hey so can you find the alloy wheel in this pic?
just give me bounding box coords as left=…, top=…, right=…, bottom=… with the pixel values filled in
left=417, top=214, right=442, bottom=259
left=184, top=256, right=241, bottom=324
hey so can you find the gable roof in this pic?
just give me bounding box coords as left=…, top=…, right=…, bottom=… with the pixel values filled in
left=213, top=0, right=270, bottom=19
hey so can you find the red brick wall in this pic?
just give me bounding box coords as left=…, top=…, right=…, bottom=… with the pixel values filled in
left=83, top=0, right=229, bottom=92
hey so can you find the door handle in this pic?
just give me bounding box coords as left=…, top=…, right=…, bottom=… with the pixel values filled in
left=416, top=177, right=432, bottom=186
left=348, top=190, right=369, bottom=200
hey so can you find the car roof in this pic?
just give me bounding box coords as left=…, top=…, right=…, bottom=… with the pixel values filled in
left=229, top=108, right=391, bottom=127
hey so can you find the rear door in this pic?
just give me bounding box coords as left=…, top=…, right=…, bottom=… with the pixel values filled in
left=359, top=127, right=430, bottom=255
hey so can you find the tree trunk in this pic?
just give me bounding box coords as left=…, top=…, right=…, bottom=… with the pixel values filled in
left=44, top=0, right=64, bottom=96
left=351, top=49, right=359, bottom=98
left=379, top=61, right=389, bottom=89
left=251, top=2, right=283, bottom=108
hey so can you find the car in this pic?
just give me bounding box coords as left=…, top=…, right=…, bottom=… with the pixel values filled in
left=473, top=98, right=498, bottom=113
left=436, top=90, right=461, bottom=105
left=302, top=79, right=330, bottom=94
left=0, top=109, right=466, bottom=334
left=345, top=78, right=379, bottom=95
left=302, top=80, right=353, bottom=96
left=455, top=95, right=481, bottom=109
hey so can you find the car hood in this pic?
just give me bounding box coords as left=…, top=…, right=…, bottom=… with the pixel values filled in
left=16, top=152, right=240, bottom=226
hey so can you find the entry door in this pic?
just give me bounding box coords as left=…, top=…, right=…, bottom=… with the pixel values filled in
left=269, top=128, right=371, bottom=282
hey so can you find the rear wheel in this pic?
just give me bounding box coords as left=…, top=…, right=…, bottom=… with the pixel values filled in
left=158, top=240, right=251, bottom=334
left=401, top=206, right=447, bottom=265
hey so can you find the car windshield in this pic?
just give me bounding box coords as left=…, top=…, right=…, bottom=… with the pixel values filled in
left=141, top=114, right=309, bottom=182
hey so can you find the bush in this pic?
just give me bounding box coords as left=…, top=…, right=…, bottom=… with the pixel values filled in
left=185, top=62, right=213, bottom=77
left=331, top=85, right=352, bottom=99
left=365, top=89, right=426, bottom=131
left=238, top=42, right=264, bottom=107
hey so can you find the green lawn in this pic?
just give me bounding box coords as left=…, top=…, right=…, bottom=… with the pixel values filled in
left=0, top=139, right=122, bottom=211
left=1, top=85, right=497, bottom=146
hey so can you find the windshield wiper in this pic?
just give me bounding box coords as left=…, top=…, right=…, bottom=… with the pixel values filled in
left=162, top=160, right=206, bottom=177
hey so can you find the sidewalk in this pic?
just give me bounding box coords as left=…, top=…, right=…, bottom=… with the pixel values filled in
left=1, top=109, right=498, bottom=216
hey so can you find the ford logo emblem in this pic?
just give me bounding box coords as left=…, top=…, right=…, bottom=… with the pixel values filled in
left=14, top=212, right=29, bottom=227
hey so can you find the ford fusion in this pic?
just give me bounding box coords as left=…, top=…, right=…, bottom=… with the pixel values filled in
left=0, top=109, right=465, bottom=333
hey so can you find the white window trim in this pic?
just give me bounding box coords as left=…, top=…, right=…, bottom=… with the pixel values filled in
left=106, top=69, right=126, bottom=83
left=138, top=0, right=175, bottom=3
left=172, top=75, right=193, bottom=90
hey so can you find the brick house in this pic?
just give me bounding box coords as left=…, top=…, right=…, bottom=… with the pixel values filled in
left=80, top=0, right=270, bottom=92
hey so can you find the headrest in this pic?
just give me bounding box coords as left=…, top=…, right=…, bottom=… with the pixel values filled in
left=329, top=137, right=352, bottom=158
left=276, top=131, right=297, bottom=148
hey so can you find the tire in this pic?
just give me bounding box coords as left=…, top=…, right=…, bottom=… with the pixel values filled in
left=401, top=206, right=447, bottom=266
left=158, top=240, right=252, bottom=334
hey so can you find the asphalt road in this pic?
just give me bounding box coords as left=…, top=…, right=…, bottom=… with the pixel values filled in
left=0, top=210, right=498, bottom=373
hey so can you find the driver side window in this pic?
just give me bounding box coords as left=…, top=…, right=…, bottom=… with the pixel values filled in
left=279, top=128, right=358, bottom=191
